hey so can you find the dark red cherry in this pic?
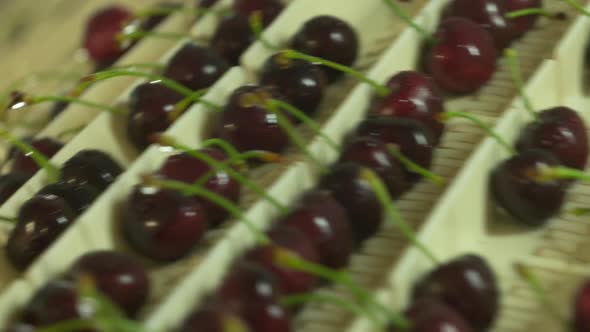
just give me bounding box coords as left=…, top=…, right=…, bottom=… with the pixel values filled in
left=413, top=254, right=498, bottom=330
left=83, top=6, right=135, bottom=67
left=178, top=303, right=251, bottom=332
left=443, top=0, right=516, bottom=50
left=122, top=186, right=209, bottom=261
left=0, top=173, right=30, bottom=205
left=505, top=0, right=542, bottom=37
left=515, top=107, right=588, bottom=170
left=157, top=149, right=241, bottom=226
left=426, top=18, right=497, bottom=94
left=37, top=182, right=100, bottom=216
left=67, top=250, right=150, bottom=318
left=215, top=85, right=292, bottom=153
left=6, top=136, right=34, bottom=162
left=320, top=162, right=382, bottom=244
left=127, top=81, right=185, bottom=150
left=163, top=43, right=229, bottom=91
left=233, top=0, right=284, bottom=25
left=210, top=14, right=254, bottom=65
left=6, top=195, right=77, bottom=270
left=574, top=280, right=590, bottom=332
left=281, top=189, right=353, bottom=268
left=340, top=135, right=409, bottom=197
left=140, top=2, right=181, bottom=31
left=60, top=149, right=123, bottom=192
left=260, top=52, right=327, bottom=115
left=291, top=16, right=359, bottom=82
left=490, top=149, right=567, bottom=226
left=10, top=137, right=63, bottom=176
left=369, top=71, right=445, bottom=144
left=245, top=225, right=320, bottom=295
left=388, top=298, right=474, bottom=332
left=357, top=117, right=436, bottom=181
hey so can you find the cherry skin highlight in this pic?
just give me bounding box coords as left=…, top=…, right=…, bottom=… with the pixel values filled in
left=163, top=43, right=229, bottom=91
left=37, top=182, right=100, bottom=216
left=10, top=137, right=63, bottom=176
left=60, top=149, right=123, bottom=192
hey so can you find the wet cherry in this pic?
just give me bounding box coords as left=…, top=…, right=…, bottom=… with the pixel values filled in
left=505, top=0, right=542, bottom=37
left=10, top=137, right=63, bottom=176
left=121, top=185, right=209, bottom=262
left=490, top=149, right=567, bottom=226
left=0, top=173, right=31, bottom=205
left=60, top=149, right=123, bottom=192
left=574, top=280, right=590, bottom=332
left=210, top=14, right=255, bottom=65
left=388, top=298, right=474, bottom=332
left=233, top=0, right=284, bottom=25
left=291, top=15, right=359, bottom=82
left=178, top=302, right=251, bottom=332
left=163, top=43, right=229, bottom=91
left=37, top=182, right=100, bottom=216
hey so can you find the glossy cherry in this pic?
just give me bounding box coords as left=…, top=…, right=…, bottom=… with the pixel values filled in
left=291, top=15, right=359, bottom=82
left=127, top=81, right=185, bottom=150
left=320, top=162, right=383, bottom=244
left=281, top=189, right=353, bottom=268
left=515, top=107, right=589, bottom=170
left=389, top=298, right=474, bottom=332
left=356, top=117, right=436, bottom=181
left=233, top=0, right=284, bottom=25
left=574, top=280, right=590, bottom=332
left=210, top=14, right=255, bottom=65
left=83, top=5, right=135, bottom=68
left=121, top=185, right=209, bottom=261
left=260, top=52, right=327, bottom=115
left=412, top=254, right=498, bottom=330
left=505, top=0, right=542, bottom=37
left=10, top=137, right=63, bottom=176
left=178, top=302, right=251, bottom=332
left=163, top=43, right=229, bottom=91
left=6, top=136, right=34, bottom=162
left=156, top=149, right=241, bottom=226
left=6, top=195, right=77, bottom=270
left=369, top=71, right=445, bottom=144
left=67, top=250, right=150, bottom=317
left=426, top=18, right=497, bottom=94
left=490, top=149, right=567, bottom=226
left=443, top=0, right=517, bottom=50
left=37, top=182, right=100, bottom=216
left=215, top=85, right=292, bottom=153
left=340, top=135, right=409, bottom=197
left=0, top=173, right=30, bottom=205
left=60, top=149, right=123, bottom=192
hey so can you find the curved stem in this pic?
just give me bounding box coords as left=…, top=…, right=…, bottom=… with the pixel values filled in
left=361, top=168, right=440, bottom=265
left=0, top=215, right=17, bottom=223
left=536, top=165, right=590, bottom=182
left=564, top=0, right=590, bottom=17
left=506, top=8, right=561, bottom=19
left=57, top=125, right=86, bottom=140
left=194, top=150, right=282, bottom=186
left=382, top=0, right=434, bottom=43
left=201, top=138, right=242, bottom=161
left=249, top=11, right=281, bottom=51
left=504, top=49, right=537, bottom=120
left=283, top=50, right=391, bottom=97
left=110, top=63, right=166, bottom=72
left=571, top=207, right=590, bottom=216
left=118, top=30, right=202, bottom=43
left=386, top=144, right=445, bottom=185
left=169, top=88, right=222, bottom=121
left=442, top=111, right=516, bottom=155
left=81, top=70, right=194, bottom=97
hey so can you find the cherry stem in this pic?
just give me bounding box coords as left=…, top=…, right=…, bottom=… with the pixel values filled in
left=143, top=175, right=272, bottom=245
left=283, top=50, right=391, bottom=97
left=382, top=0, right=434, bottom=43
left=201, top=138, right=242, bottom=162
left=563, top=0, right=590, bottom=17
left=10, top=95, right=125, bottom=115
left=57, top=125, right=86, bottom=140
left=249, top=11, right=281, bottom=51
left=571, top=207, right=590, bottom=216
left=505, top=8, right=562, bottom=19
left=514, top=263, right=569, bottom=327
left=361, top=168, right=440, bottom=265
left=385, top=144, right=445, bottom=185
left=0, top=215, right=17, bottom=223
left=117, top=30, right=206, bottom=44
left=170, top=88, right=221, bottom=121
left=441, top=111, right=516, bottom=155
left=36, top=319, right=97, bottom=332
left=504, top=49, right=538, bottom=120
left=535, top=165, right=590, bottom=182
left=0, top=128, right=60, bottom=183
left=154, top=135, right=289, bottom=215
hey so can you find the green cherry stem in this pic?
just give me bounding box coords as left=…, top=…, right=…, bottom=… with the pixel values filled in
left=249, top=11, right=281, bottom=51
left=0, top=127, right=60, bottom=183
left=79, top=70, right=194, bottom=97
left=504, top=48, right=538, bottom=120
left=283, top=49, right=391, bottom=97
left=441, top=111, right=516, bottom=155
left=56, top=125, right=86, bottom=140
left=505, top=8, right=563, bottom=19
left=36, top=319, right=98, bottom=332
left=0, top=215, right=17, bottom=223
left=382, top=0, right=434, bottom=43
left=169, top=88, right=221, bottom=122
left=200, top=138, right=243, bottom=162
left=563, top=0, right=590, bottom=17
left=571, top=207, right=590, bottom=216
left=117, top=30, right=206, bottom=44
left=386, top=144, right=445, bottom=185
left=362, top=168, right=440, bottom=265
left=535, top=165, right=590, bottom=182
left=9, top=94, right=125, bottom=115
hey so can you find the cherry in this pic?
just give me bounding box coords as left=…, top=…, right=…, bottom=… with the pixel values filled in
left=369, top=71, right=445, bottom=144
left=121, top=185, right=209, bottom=261
left=259, top=52, right=327, bottom=115
left=490, top=149, right=567, bottom=226
left=245, top=225, right=320, bottom=295
left=389, top=298, right=474, bottom=332
left=515, top=107, right=589, bottom=170
left=60, top=149, right=123, bottom=192
left=6, top=195, right=77, bottom=270
left=443, top=0, right=517, bottom=50
left=156, top=149, right=241, bottom=226
left=10, top=137, right=63, bottom=176
left=356, top=117, right=436, bottom=181
left=210, top=14, right=255, bottom=65
left=426, top=17, right=497, bottom=94
left=197, top=0, right=219, bottom=8
left=574, top=280, right=590, bottom=332
left=412, top=254, right=498, bottom=330
left=291, top=16, right=359, bottom=82
left=83, top=5, right=135, bottom=68
left=340, top=135, right=409, bottom=197
left=36, top=182, right=100, bottom=216
left=163, top=43, right=229, bottom=91
left=127, top=81, right=185, bottom=150
left=0, top=173, right=31, bottom=205
left=6, top=136, right=34, bottom=162
left=214, top=85, right=292, bottom=153
left=178, top=302, right=251, bottom=332
left=320, top=162, right=383, bottom=244
left=505, top=0, right=542, bottom=37
left=281, top=189, right=353, bottom=268
left=49, top=99, right=69, bottom=119
left=233, top=0, right=284, bottom=25
left=67, top=250, right=150, bottom=318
